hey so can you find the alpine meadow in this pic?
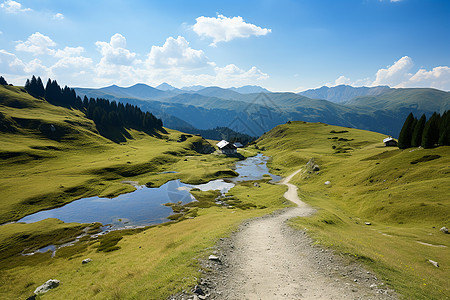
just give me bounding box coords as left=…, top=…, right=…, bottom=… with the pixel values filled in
left=0, top=1, right=449, bottom=299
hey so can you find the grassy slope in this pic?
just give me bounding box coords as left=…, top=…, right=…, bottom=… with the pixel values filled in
left=0, top=85, right=240, bottom=223
left=0, top=85, right=290, bottom=299
left=255, top=121, right=450, bottom=300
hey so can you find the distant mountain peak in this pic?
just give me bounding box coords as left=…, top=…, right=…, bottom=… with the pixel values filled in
left=156, top=82, right=176, bottom=91
left=229, top=85, right=271, bottom=94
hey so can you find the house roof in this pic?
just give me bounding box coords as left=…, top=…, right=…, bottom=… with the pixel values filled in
left=216, top=140, right=229, bottom=148
left=383, top=137, right=396, bottom=143
left=233, top=142, right=243, bottom=148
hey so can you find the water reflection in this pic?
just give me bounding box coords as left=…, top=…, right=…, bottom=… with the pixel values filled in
left=18, top=154, right=279, bottom=229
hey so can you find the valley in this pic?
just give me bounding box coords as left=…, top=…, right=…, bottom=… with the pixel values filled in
left=0, top=81, right=449, bottom=300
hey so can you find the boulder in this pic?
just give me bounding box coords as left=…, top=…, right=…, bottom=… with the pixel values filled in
left=440, top=227, right=449, bottom=234
left=34, top=279, right=60, bottom=294
left=365, top=222, right=371, bottom=226
left=324, top=181, right=331, bottom=185
left=82, top=258, right=92, bottom=264
left=312, top=164, right=320, bottom=171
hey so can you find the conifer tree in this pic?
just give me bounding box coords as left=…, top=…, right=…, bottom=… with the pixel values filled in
left=411, top=114, right=426, bottom=147
left=438, top=110, right=450, bottom=146
left=422, top=112, right=440, bottom=148
left=0, top=76, right=7, bottom=85
left=398, top=112, right=415, bottom=149
left=36, top=77, right=45, bottom=97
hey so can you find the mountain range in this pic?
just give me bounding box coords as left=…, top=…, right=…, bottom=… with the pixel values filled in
left=75, top=84, right=450, bottom=138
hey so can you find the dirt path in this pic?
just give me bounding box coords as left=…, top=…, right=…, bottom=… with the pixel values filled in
left=191, top=169, right=397, bottom=300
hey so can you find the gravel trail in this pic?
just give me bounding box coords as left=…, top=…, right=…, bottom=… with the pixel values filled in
left=175, top=169, right=397, bottom=300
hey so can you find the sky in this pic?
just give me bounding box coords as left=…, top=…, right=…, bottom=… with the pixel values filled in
left=0, top=0, right=449, bottom=91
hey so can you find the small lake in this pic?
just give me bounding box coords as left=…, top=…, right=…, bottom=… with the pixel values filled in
left=18, top=153, right=279, bottom=230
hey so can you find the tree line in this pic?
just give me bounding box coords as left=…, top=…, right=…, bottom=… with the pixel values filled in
left=24, top=76, right=163, bottom=136
left=398, top=111, right=449, bottom=149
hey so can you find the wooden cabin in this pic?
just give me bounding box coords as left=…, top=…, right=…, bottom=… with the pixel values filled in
left=383, top=137, right=398, bottom=147
left=216, top=140, right=237, bottom=155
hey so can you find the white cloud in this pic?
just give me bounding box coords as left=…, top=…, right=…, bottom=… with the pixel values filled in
left=2, top=32, right=270, bottom=89
left=54, top=46, right=85, bottom=58
left=0, top=49, right=26, bottom=73
left=15, top=32, right=56, bottom=55
left=193, top=14, right=271, bottom=46
left=334, top=75, right=352, bottom=86
left=403, top=66, right=450, bottom=90
left=95, top=33, right=136, bottom=66
left=372, top=56, right=414, bottom=86
left=0, top=0, right=31, bottom=14
left=214, top=64, right=269, bottom=84
left=147, top=36, right=209, bottom=69
left=53, top=13, right=64, bottom=20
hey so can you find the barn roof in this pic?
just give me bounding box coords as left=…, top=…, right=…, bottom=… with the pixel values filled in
left=216, top=140, right=229, bottom=148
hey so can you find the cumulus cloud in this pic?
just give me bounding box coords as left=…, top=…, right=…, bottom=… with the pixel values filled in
left=147, top=36, right=209, bottom=69
left=53, top=13, right=64, bottom=20
left=0, top=0, right=31, bottom=13
left=0, top=49, right=26, bottom=73
left=3, top=32, right=270, bottom=88
left=15, top=32, right=56, bottom=55
left=95, top=33, right=136, bottom=66
left=214, top=64, right=269, bottom=84
left=193, top=14, right=271, bottom=46
left=334, top=75, right=352, bottom=86
left=54, top=46, right=85, bottom=58
left=372, top=56, right=414, bottom=86
left=403, top=66, right=450, bottom=90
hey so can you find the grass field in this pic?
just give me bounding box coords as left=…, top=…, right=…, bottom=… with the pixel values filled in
left=255, top=121, right=450, bottom=300
left=0, top=85, right=290, bottom=299
left=1, top=85, right=449, bottom=299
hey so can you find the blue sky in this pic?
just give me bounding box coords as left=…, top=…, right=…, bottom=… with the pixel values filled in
left=0, top=0, right=449, bottom=91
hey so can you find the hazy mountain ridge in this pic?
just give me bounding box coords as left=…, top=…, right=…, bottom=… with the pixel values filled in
left=299, top=85, right=391, bottom=103
left=75, top=84, right=450, bottom=138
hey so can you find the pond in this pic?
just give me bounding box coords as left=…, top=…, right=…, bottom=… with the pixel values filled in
left=18, top=153, right=279, bottom=230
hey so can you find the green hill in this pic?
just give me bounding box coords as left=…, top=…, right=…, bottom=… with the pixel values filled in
left=0, top=84, right=290, bottom=299
left=0, top=84, right=234, bottom=224
left=346, top=88, right=450, bottom=114
left=254, top=121, right=449, bottom=299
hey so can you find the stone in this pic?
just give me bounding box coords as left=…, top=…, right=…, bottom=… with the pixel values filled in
left=208, top=255, right=220, bottom=262
left=428, top=259, right=439, bottom=268
left=312, top=164, right=320, bottom=171
left=82, top=258, right=92, bottom=264
left=324, top=181, right=331, bottom=185
left=193, top=285, right=205, bottom=295
left=440, top=227, right=449, bottom=234
left=365, top=222, right=371, bottom=226
left=34, top=279, right=60, bottom=294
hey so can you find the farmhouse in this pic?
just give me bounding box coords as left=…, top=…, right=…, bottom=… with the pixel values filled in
left=216, top=140, right=237, bottom=155
left=383, top=137, right=398, bottom=147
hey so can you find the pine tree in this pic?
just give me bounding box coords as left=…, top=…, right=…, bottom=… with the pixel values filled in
left=398, top=112, right=415, bottom=149
left=0, top=76, right=7, bottom=85
left=438, top=110, right=450, bottom=146
left=411, top=114, right=426, bottom=147
left=422, top=112, right=440, bottom=148
left=36, top=77, right=45, bottom=97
